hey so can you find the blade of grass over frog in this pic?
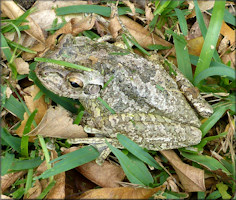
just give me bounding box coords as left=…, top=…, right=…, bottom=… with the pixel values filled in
left=102, top=75, right=114, bottom=90
left=97, top=97, right=116, bottom=114
left=34, top=57, right=93, bottom=72
left=21, top=109, right=38, bottom=157
left=10, top=157, right=43, bottom=171
left=200, top=105, right=228, bottom=137
left=193, top=0, right=221, bottom=63
left=117, top=134, right=162, bottom=170
left=122, top=33, right=132, bottom=51
left=180, top=151, right=231, bottom=176
left=12, top=187, right=24, bottom=199
left=174, top=8, right=188, bottom=36
left=1, top=33, right=17, bottom=77
left=194, top=0, right=226, bottom=78
left=194, top=66, right=236, bottom=85
left=36, top=146, right=99, bottom=180
left=4, top=95, right=25, bottom=120
left=156, top=84, right=164, bottom=91
left=1, top=153, right=14, bottom=176
left=170, top=31, right=193, bottom=81
left=1, top=128, right=21, bottom=153
left=7, top=39, right=36, bottom=54
left=82, top=30, right=100, bottom=39
left=106, top=140, right=153, bottom=186
left=36, top=180, right=56, bottom=199
left=74, top=110, right=84, bottom=125
left=56, top=5, right=144, bottom=17
left=127, top=153, right=154, bottom=184
left=29, top=67, right=79, bottom=114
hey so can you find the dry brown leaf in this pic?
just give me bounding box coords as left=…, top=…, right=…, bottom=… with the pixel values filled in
left=45, top=167, right=65, bottom=199
left=188, top=1, right=214, bottom=12
left=220, top=21, right=235, bottom=45
left=145, top=4, right=154, bottom=22
left=15, top=58, right=29, bottom=74
left=222, top=50, right=235, bottom=68
left=77, top=161, right=125, bottom=188
left=25, top=180, right=42, bottom=199
left=79, top=185, right=166, bottom=199
left=71, top=16, right=96, bottom=35
left=109, top=16, right=122, bottom=38
left=120, top=16, right=172, bottom=48
left=1, top=0, right=45, bottom=44
left=15, top=85, right=48, bottom=139
left=123, top=0, right=136, bottom=16
left=28, top=106, right=87, bottom=138
left=61, top=147, right=125, bottom=187
left=1, top=195, right=12, bottom=199
left=187, top=36, right=204, bottom=56
left=160, top=150, right=205, bottom=192
left=1, top=170, right=27, bottom=193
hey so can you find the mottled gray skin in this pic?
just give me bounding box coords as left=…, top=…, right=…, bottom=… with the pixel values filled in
left=36, top=34, right=213, bottom=150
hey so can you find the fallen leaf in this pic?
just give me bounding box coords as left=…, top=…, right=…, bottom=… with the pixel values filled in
left=188, top=1, right=214, bottom=12
left=28, top=106, right=87, bottom=138
left=160, top=150, right=205, bottom=192
left=120, top=16, right=172, bottom=48
left=145, top=4, right=154, bottom=22
left=1, top=170, right=27, bottom=193
left=220, top=21, right=235, bottom=45
left=123, top=0, right=136, bottom=16
left=1, top=0, right=45, bottom=44
left=15, top=85, right=48, bottom=139
left=109, top=16, right=122, bottom=38
left=1, top=195, right=12, bottom=199
left=79, top=185, right=166, bottom=199
left=187, top=36, right=204, bottom=56
left=61, top=147, right=125, bottom=187
left=15, top=58, right=29, bottom=74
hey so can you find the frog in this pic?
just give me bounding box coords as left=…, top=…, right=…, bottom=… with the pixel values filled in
left=35, top=34, right=213, bottom=155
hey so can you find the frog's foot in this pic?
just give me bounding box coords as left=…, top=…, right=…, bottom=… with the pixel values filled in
left=67, top=137, right=121, bottom=165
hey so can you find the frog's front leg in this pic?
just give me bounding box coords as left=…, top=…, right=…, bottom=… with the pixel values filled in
left=147, top=54, right=213, bottom=118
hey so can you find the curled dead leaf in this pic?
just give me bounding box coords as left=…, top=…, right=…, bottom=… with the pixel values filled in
left=28, top=106, right=87, bottom=139
left=15, top=58, right=29, bottom=74
left=15, top=85, right=48, bottom=140
left=1, top=0, right=45, bottom=44
left=1, top=171, right=27, bottom=193
left=79, top=185, right=166, bottom=199
left=160, top=150, right=205, bottom=192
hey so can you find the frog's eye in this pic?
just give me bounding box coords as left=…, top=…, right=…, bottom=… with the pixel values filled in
left=68, top=77, right=83, bottom=88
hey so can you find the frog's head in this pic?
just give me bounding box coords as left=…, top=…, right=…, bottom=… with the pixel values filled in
left=35, top=64, right=104, bottom=100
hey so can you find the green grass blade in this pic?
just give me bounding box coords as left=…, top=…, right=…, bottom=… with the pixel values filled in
left=154, top=0, right=171, bottom=15
left=4, top=94, right=25, bottom=120
left=194, top=0, right=226, bottom=79
left=1, top=128, right=21, bottom=153
left=36, top=180, right=56, bottom=199
left=106, top=140, right=154, bottom=186
left=180, top=152, right=231, bottom=176
left=174, top=8, right=188, bottom=36
left=117, top=134, right=162, bottom=169
left=206, top=191, right=222, bottom=199
left=193, top=0, right=221, bottom=63
left=36, top=146, right=99, bottom=180
left=55, top=5, right=144, bottom=17
left=25, top=151, right=35, bottom=197
left=97, top=97, right=116, bottom=114
left=167, top=29, right=193, bottom=81
left=10, top=157, right=43, bottom=171
left=21, top=109, right=38, bottom=157
left=73, top=110, right=84, bottom=125
left=34, top=57, right=93, bottom=72
left=7, top=39, right=37, bottom=54
left=194, top=66, right=235, bottom=85
left=224, top=9, right=236, bottom=26
left=200, top=105, right=229, bottom=137
left=1, top=153, right=15, bottom=175
left=1, top=33, right=17, bottom=77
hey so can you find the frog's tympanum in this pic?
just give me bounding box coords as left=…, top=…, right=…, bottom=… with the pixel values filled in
left=36, top=34, right=213, bottom=151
